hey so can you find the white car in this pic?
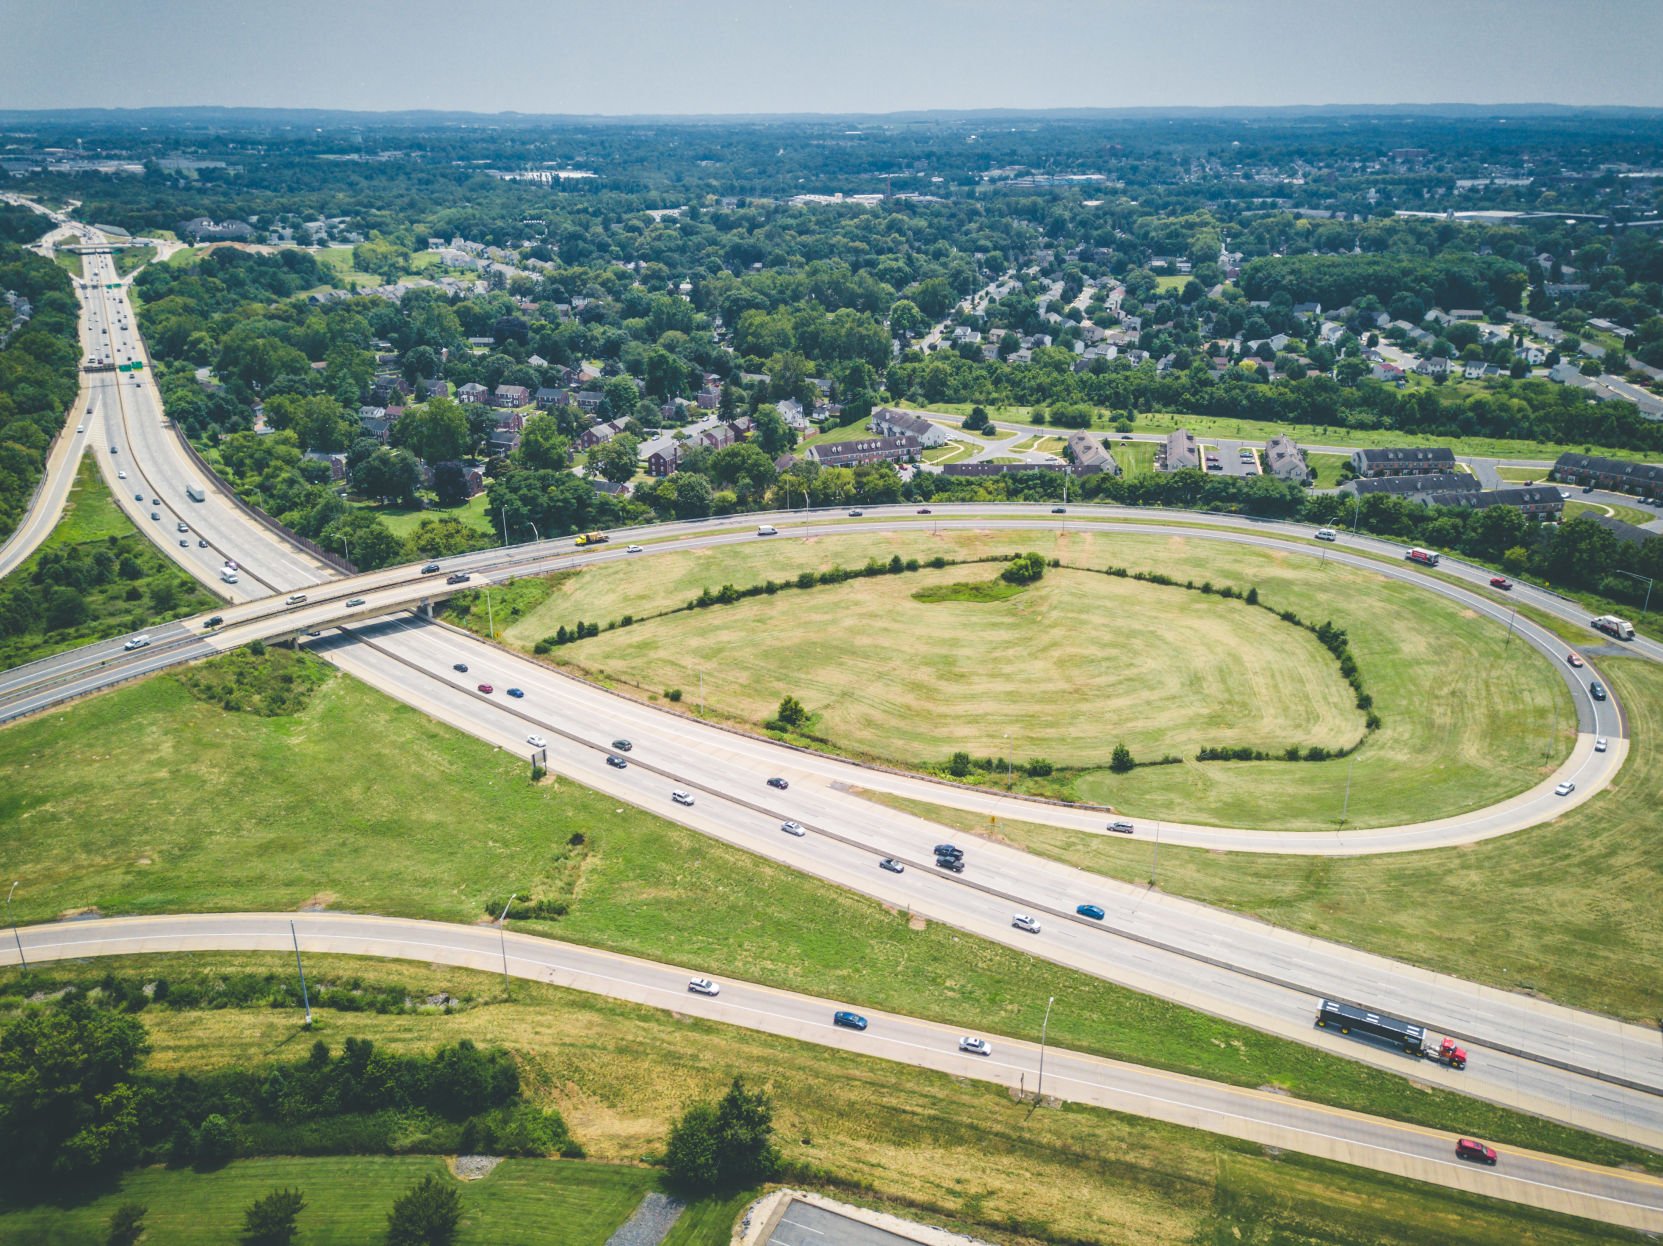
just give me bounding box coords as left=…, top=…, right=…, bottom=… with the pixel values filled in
left=672, top=790, right=695, bottom=806
left=780, top=820, right=806, bottom=836
left=1012, top=914, right=1042, bottom=934
left=345, top=597, right=366, bottom=607
left=626, top=544, right=644, bottom=553
left=75, top=424, right=84, bottom=433
left=1595, top=737, right=1608, bottom=753
left=117, top=470, right=126, bottom=479
left=958, top=1036, right=992, bottom=1056
left=1554, top=781, right=1576, bottom=796
left=687, top=977, right=720, bottom=997
left=526, top=734, right=548, bottom=749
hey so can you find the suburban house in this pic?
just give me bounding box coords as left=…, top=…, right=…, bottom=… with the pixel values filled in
left=646, top=445, right=685, bottom=477
left=1550, top=452, right=1663, bottom=499
left=577, top=418, right=630, bottom=450
left=803, top=435, right=922, bottom=468
left=1157, top=429, right=1200, bottom=472
left=1348, top=472, right=1470, bottom=497
left=1350, top=446, right=1458, bottom=478
left=1593, top=514, right=1656, bottom=545
left=487, top=427, right=522, bottom=456
left=457, top=382, right=489, bottom=404
left=1263, top=434, right=1312, bottom=484
left=1418, top=485, right=1564, bottom=521
left=871, top=407, right=949, bottom=447
left=493, top=384, right=531, bottom=409
left=575, top=390, right=605, bottom=413
left=534, top=386, right=568, bottom=409
left=357, top=406, right=393, bottom=441
left=1065, top=430, right=1118, bottom=476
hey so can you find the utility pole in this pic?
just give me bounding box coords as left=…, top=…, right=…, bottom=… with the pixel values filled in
left=6, top=882, right=25, bottom=974
left=1340, top=750, right=1358, bottom=826
left=1614, top=570, right=1655, bottom=623
left=497, top=895, right=516, bottom=993
left=290, top=921, right=311, bottom=1028
left=1505, top=607, right=1517, bottom=647
left=1150, top=822, right=1161, bottom=887
left=500, top=506, right=509, bottom=548
left=1035, top=995, right=1055, bottom=1103
left=484, top=586, right=495, bottom=639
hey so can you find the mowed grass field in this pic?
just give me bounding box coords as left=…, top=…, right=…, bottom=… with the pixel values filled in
left=13, top=952, right=1638, bottom=1246
left=0, top=1153, right=657, bottom=1246
left=506, top=527, right=1572, bottom=830
left=561, top=563, right=1365, bottom=765
left=861, top=654, right=1663, bottom=1024
left=0, top=666, right=1639, bottom=1167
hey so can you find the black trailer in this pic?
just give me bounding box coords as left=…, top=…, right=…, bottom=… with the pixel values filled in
left=1315, top=999, right=1426, bottom=1055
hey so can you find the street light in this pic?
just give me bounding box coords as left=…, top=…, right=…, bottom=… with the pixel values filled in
left=6, top=882, right=25, bottom=974
left=290, top=921, right=312, bottom=1028
left=497, top=894, right=516, bottom=992
left=1035, top=995, right=1056, bottom=1103
left=1613, top=570, right=1655, bottom=622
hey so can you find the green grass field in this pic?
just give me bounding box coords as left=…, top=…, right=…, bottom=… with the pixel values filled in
left=1563, top=498, right=1656, bottom=526
left=8, top=957, right=1637, bottom=1246
left=113, top=245, right=155, bottom=277
left=1108, top=439, right=1155, bottom=474
left=506, top=528, right=1572, bottom=830
left=0, top=663, right=1638, bottom=1168
left=1153, top=273, right=1190, bottom=291
left=862, top=652, right=1663, bottom=1024
left=0, top=1155, right=659, bottom=1246
left=51, top=249, right=81, bottom=279
left=1308, top=451, right=1351, bottom=487
left=0, top=460, right=219, bottom=669
left=898, top=401, right=1650, bottom=463
left=1496, top=465, right=1548, bottom=483
left=796, top=415, right=874, bottom=449
left=372, top=493, right=494, bottom=538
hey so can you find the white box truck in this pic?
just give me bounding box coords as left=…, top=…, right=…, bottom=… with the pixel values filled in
left=185, top=483, right=205, bottom=503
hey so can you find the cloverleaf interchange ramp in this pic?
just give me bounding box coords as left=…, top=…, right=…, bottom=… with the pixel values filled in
left=8, top=912, right=1663, bottom=1235
left=6, top=222, right=1663, bottom=1221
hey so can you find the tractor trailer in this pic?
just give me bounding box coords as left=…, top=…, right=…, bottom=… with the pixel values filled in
left=574, top=531, right=609, bottom=547
left=1592, top=615, right=1635, bottom=641
left=1405, top=547, right=1440, bottom=567
left=1315, top=999, right=1467, bottom=1068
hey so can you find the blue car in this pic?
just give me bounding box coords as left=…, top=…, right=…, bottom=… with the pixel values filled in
left=1076, top=903, right=1106, bottom=921
left=506, top=688, right=525, bottom=699
left=833, top=1010, right=868, bottom=1031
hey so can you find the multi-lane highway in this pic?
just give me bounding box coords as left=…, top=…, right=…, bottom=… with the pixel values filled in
left=8, top=203, right=1663, bottom=1186
left=8, top=912, right=1663, bottom=1234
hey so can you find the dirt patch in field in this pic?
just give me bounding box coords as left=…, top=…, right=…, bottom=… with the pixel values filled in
left=299, top=892, right=336, bottom=911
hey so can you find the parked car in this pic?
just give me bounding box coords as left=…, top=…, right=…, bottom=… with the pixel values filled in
left=1076, top=903, right=1106, bottom=920
left=1455, top=1138, right=1498, bottom=1166
left=1012, top=914, right=1042, bottom=934
left=1554, top=781, right=1576, bottom=796
left=879, top=858, right=905, bottom=874
left=507, top=688, right=524, bottom=699
left=526, top=734, right=548, bottom=749
left=833, top=1011, right=868, bottom=1031
left=767, top=777, right=789, bottom=790
left=687, top=978, right=719, bottom=997
left=958, top=1036, right=992, bottom=1056
left=477, top=683, right=494, bottom=694
left=780, top=821, right=806, bottom=837
left=607, top=755, right=628, bottom=769
left=672, top=790, right=695, bottom=806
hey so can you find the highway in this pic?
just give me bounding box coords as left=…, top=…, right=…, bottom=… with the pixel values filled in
left=7, top=912, right=1663, bottom=1234
left=8, top=206, right=1663, bottom=1167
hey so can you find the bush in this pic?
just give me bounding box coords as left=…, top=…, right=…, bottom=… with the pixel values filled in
left=105, top=1204, right=147, bottom=1246
left=1025, top=758, right=1054, bottom=777
left=664, top=1077, right=779, bottom=1193
left=1000, top=551, right=1047, bottom=585
left=1109, top=743, right=1135, bottom=773
left=385, top=1174, right=461, bottom=1246
left=195, top=1113, right=237, bottom=1164
left=947, top=751, right=973, bottom=777
left=242, top=1187, right=305, bottom=1246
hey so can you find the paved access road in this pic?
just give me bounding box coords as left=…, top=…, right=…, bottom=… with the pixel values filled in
left=8, top=912, right=1662, bottom=1234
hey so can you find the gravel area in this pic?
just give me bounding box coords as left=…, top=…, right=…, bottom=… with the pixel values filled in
left=451, top=1155, right=503, bottom=1180
left=605, top=1191, right=685, bottom=1246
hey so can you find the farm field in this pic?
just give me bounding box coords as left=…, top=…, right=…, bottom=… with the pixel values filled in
left=505, top=527, right=1571, bottom=829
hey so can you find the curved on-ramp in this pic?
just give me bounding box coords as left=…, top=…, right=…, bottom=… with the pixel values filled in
left=8, top=911, right=1663, bottom=1235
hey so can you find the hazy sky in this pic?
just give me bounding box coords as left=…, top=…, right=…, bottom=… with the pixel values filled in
left=3, top=0, right=1660, bottom=115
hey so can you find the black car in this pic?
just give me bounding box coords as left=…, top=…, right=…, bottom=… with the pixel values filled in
left=1052, top=506, right=1067, bottom=513
left=1590, top=681, right=1607, bottom=701
left=933, top=843, right=963, bottom=861
left=848, top=509, right=864, bottom=517
left=606, top=755, right=629, bottom=769
left=935, top=855, right=965, bottom=873
left=421, top=563, right=441, bottom=574
left=453, top=663, right=468, bottom=673
left=446, top=572, right=472, bottom=585
left=917, top=507, right=932, bottom=514
left=612, top=739, right=633, bottom=752
left=202, top=616, right=223, bottom=629
left=767, top=777, right=789, bottom=790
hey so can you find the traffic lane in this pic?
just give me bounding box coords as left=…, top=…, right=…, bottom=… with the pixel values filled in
left=0, top=634, right=220, bottom=724
left=766, top=1203, right=920, bottom=1246
left=316, top=623, right=1663, bottom=1145
left=10, top=912, right=1663, bottom=1233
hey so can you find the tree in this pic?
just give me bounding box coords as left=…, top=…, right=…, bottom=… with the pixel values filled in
left=664, top=1078, right=779, bottom=1192
left=385, top=1174, right=462, bottom=1246
left=195, top=1113, right=236, bottom=1164
left=887, top=298, right=927, bottom=338
left=401, top=345, right=441, bottom=385
left=391, top=397, right=471, bottom=464
left=588, top=434, right=640, bottom=484
left=1109, top=744, right=1135, bottom=773
left=242, top=1188, right=305, bottom=1246
left=751, top=404, right=796, bottom=456
left=1001, top=552, right=1046, bottom=584
left=663, top=1101, right=721, bottom=1190
left=516, top=413, right=572, bottom=471
left=774, top=695, right=808, bottom=728
left=430, top=460, right=472, bottom=508
left=105, top=1203, right=147, bottom=1246
left=351, top=447, right=422, bottom=505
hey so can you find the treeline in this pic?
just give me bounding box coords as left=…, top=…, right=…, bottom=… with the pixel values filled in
left=0, top=997, right=575, bottom=1187
left=0, top=244, right=81, bottom=544
left=0, top=205, right=52, bottom=245
left=1239, top=252, right=1528, bottom=314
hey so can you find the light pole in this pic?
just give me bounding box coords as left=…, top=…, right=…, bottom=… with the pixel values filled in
left=1340, top=749, right=1358, bottom=826
left=290, top=921, right=312, bottom=1028
left=497, top=894, right=516, bottom=992
left=1150, top=822, right=1161, bottom=887
left=1613, top=570, right=1655, bottom=623
left=1035, top=995, right=1056, bottom=1104
left=527, top=520, right=539, bottom=545
left=500, top=506, right=509, bottom=548
left=483, top=585, right=496, bottom=639
left=6, top=882, right=25, bottom=974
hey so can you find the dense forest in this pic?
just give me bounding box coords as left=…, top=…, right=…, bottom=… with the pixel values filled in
left=0, top=244, right=81, bottom=545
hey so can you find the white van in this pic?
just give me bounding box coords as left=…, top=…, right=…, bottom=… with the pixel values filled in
left=1315, top=528, right=1338, bottom=542
left=285, top=593, right=308, bottom=605
left=220, top=567, right=239, bottom=584
left=123, top=635, right=151, bottom=651
left=756, top=524, right=778, bottom=536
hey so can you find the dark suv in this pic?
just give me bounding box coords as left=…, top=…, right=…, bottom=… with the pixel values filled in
left=935, top=854, right=965, bottom=873
left=933, top=844, right=963, bottom=861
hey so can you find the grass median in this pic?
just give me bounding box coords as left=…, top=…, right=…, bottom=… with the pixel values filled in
left=0, top=659, right=1651, bottom=1171
left=0, top=952, right=1640, bottom=1246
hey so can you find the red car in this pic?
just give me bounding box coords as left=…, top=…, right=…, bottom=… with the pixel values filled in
left=1566, top=653, right=1585, bottom=668
left=1489, top=576, right=1512, bottom=590
left=477, top=683, right=494, bottom=694
left=1455, top=1138, right=1497, bottom=1166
